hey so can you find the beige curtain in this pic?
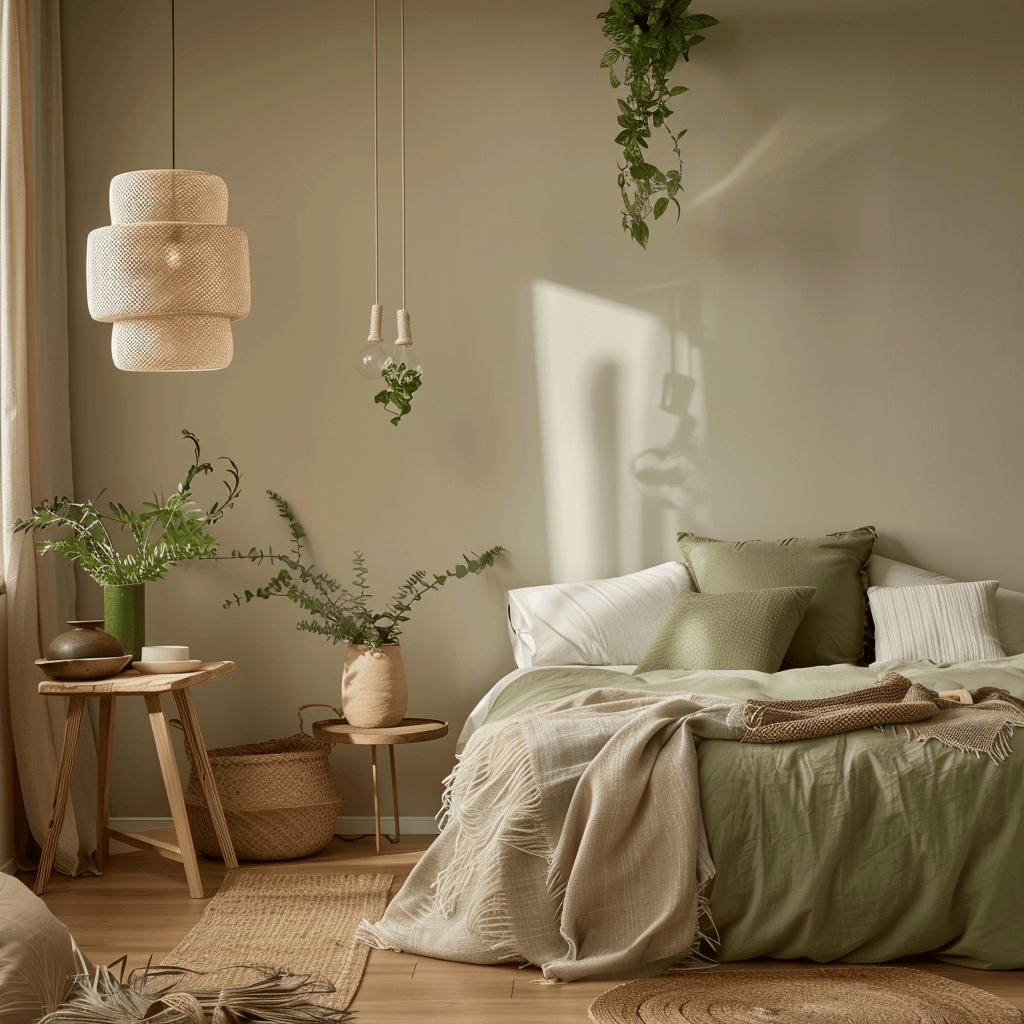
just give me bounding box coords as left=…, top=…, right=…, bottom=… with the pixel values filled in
left=1, top=0, right=96, bottom=875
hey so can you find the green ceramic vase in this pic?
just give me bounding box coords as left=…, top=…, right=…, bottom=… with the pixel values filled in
left=103, top=583, right=145, bottom=662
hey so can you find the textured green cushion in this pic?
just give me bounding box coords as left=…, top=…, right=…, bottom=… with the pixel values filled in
left=677, top=527, right=876, bottom=669
left=635, top=587, right=816, bottom=674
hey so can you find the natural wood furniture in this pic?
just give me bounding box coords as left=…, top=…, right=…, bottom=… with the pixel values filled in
left=311, top=717, right=448, bottom=854
left=35, top=660, right=238, bottom=899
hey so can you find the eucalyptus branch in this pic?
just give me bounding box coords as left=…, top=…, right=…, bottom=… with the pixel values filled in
left=224, top=491, right=504, bottom=651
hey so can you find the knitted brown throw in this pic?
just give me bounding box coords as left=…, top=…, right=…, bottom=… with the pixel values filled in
left=742, top=672, right=1024, bottom=761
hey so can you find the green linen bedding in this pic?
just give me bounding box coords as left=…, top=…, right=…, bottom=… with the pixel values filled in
left=475, top=654, right=1024, bottom=970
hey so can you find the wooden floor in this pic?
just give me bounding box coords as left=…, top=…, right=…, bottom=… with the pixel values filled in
left=25, top=837, right=1024, bottom=1022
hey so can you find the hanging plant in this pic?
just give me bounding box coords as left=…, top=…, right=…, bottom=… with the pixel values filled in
left=598, top=0, right=718, bottom=248
left=375, top=358, right=422, bottom=426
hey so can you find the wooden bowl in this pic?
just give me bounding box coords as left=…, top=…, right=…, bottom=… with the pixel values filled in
left=35, top=655, right=133, bottom=681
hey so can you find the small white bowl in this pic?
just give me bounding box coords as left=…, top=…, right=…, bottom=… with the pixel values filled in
left=133, top=659, right=203, bottom=674
left=142, top=645, right=190, bottom=662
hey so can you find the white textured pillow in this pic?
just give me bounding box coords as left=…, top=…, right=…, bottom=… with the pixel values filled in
left=868, top=555, right=1024, bottom=655
left=868, top=579, right=1006, bottom=665
left=507, top=562, right=694, bottom=668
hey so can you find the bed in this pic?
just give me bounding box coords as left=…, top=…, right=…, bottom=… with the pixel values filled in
left=458, top=655, right=1024, bottom=971
left=360, top=543, right=1024, bottom=978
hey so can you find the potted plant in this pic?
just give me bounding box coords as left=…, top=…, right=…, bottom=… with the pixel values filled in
left=14, top=430, right=241, bottom=659
left=598, top=0, right=718, bottom=248
left=224, top=491, right=504, bottom=728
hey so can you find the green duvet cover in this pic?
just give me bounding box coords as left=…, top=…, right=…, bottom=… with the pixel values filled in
left=477, top=655, right=1024, bottom=970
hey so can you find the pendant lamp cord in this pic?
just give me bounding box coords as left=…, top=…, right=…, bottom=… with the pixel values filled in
left=171, top=0, right=176, bottom=169
left=400, top=0, right=406, bottom=310
left=373, top=0, right=379, bottom=305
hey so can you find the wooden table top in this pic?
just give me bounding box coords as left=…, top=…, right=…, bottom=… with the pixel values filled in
left=312, top=717, right=449, bottom=746
left=38, top=660, right=235, bottom=696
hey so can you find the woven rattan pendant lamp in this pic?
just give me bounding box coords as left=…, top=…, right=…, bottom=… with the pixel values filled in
left=86, top=2, right=250, bottom=371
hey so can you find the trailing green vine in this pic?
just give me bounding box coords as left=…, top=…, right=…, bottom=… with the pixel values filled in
left=598, top=0, right=718, bottom=248
left=375, top=360, right=422, bottom=426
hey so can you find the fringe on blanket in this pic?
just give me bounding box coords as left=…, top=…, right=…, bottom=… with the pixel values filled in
left=356, top=719, right=541, bottom=964
left=355, top=713, right=719, bottom=976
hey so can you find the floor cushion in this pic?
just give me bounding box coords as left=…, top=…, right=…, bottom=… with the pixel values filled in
left=0, top=873, right=87, bottom=1024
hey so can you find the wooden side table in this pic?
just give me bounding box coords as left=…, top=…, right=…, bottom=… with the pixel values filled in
left=312, top=717, right=448, bottom=854
left=35, top=661, right=238, bottom=898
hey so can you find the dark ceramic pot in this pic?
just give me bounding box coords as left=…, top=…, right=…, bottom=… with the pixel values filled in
left=46, top=620, right=125, bottom=661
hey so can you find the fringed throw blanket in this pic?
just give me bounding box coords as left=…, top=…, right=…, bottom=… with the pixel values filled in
left=357, top=676, right=1024, bottom=982
left=357, top=688, right=746, bottom=982
left=743, top=671, right=1024, bottom=761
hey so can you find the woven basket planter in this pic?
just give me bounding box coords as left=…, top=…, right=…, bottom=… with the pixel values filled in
left=179, top=720, right=344, bottom=862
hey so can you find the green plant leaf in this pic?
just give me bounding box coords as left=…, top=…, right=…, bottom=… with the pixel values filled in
left=14, top=430, right=241, bottom=585
left=598, top=0, right=717, bottom=249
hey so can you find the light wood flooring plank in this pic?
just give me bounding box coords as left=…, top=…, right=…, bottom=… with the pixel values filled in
left=23, top=836, right=1024, bottom=1022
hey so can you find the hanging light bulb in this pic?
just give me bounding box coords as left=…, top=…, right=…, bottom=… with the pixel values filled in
left=355, top=304, right=393, bottom=378
left=392, top=308, right=421, bottom=377
left=356, top=0, right=389, bottom=383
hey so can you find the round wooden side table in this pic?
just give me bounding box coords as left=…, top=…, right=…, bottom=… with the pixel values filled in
left=312, top=717, right=448, bottom=854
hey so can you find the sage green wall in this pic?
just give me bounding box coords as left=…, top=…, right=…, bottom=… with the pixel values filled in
left=59, top=0, right=1024, bottom=821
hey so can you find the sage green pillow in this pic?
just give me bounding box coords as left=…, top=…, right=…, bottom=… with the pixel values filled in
left=635, top=587, right=816, bottom=674
left=677, top=527, right=877, bottom=669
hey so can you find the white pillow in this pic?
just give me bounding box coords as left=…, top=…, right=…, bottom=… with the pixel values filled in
left=868, top=555, right=1024, bottom=655
left=868, top=579, right=1005, bottom=665
left=507, top=562, right=694, bottom=668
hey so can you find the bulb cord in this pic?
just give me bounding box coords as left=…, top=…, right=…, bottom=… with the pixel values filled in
left=373, top=0, right=379, bottom=305
left=171, top=0, right=176, bottom=169
left=400, top=0, right=406, bottom=310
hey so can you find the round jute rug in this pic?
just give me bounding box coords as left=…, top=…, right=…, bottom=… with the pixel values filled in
left=588, top=966, right=1022, bottom=1023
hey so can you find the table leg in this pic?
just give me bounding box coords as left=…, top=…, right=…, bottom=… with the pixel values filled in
left=95, top=696, right=116, bottom=871
left=35, top=696, right=86, bottom=895
left=145, top=694, right=203, bottom=898
left=371, top=745, right=381, bottom=855
left=172, top=689, right=238, bottom=869
left=388, top=744, right=400, bottom=843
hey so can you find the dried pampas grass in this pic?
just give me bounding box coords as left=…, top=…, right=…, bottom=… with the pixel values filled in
left=38, top=961, right=353, bottom=1024
left=0, top=935, right=89, bottom=1022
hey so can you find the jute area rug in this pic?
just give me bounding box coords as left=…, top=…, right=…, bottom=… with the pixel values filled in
left=588, top=966, right=1022, bottom=1023
left=163, top=870, right=393, bottom=1011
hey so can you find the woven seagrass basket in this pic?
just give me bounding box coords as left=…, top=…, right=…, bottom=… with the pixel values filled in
left=175, top=706, right=344, bottom=862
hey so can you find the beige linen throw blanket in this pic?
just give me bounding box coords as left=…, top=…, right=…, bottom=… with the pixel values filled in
left=356, top=677, right=1024, bottom=981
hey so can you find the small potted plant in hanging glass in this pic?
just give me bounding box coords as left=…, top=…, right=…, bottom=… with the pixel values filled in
left=224, top=491, right=503, bottom=728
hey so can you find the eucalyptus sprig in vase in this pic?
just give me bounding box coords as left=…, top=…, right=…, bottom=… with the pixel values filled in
left=224, top=491, right=504, bottom=728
